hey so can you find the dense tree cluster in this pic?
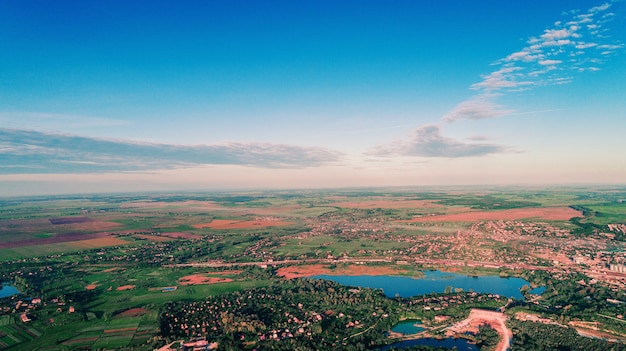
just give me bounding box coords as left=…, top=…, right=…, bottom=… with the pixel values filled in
left=161, top=279, right=401, bottom=350
left=510, top=320, right=626, bottom=351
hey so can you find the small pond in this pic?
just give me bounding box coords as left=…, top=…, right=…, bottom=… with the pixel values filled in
left=390, top=320, right=425, bottom=335
left=0, top=283, right=20, bottom=298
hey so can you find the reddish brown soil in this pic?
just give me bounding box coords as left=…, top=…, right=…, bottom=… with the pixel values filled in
left=85, top=284, right=97, bottom=290
left=117, top=308, right=150, bottom=317
left=67, top=237, right=130, bottom=249
left=116, top=285, right=135, bottom=291
left=0, top=231, right=119, bottom=249
left=276, top=264, right=408, bottom=279
left=402, top=207, right=581, bottom=223
left=193, top=219, right=292, bottom=229
left=178, top=274, right=234, bottom=285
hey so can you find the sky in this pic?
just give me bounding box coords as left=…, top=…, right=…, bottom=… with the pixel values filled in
left=1, top=0, right=626, bottom=196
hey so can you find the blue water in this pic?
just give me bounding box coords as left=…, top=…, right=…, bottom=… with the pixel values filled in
left=382, top=337, right=479, bottom=351
left=313, top=270, right=536, bottom=299
left=391, top=321, right=425, bottom=335
left=0, top=283, right=20, bottom=298
left=529, top=286, right=546, bottom=295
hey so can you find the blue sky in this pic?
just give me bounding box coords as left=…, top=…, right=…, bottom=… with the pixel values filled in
left=1, top=0, right=625, bottom=195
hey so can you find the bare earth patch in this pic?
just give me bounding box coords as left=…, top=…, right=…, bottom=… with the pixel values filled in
left=117, top=308, right=150, bottom=318
left=276, top=264, right=408, bottom=279
left=0, top=231, right=126, bottom=249
left=178, top=274, right=234, bottom=285
left=85, top=284, right=97, bottom=290
left=193, top=219, right=292, bottom=229
left=402, top=207, right=582, bottom=223
left=116, top=285, right=135, bottom=291
left=446, top=309, right=512, bottom=351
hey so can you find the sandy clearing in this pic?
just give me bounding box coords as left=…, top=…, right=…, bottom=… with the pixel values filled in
left=276, top=264, right=409, bottom=279
left=116, top=285, right=135, bottom=291
left=447, top=309, right=511, bottom=351
left=178, top=274, right=234, bottom=285
left=402, top=207, right=582, bottom=223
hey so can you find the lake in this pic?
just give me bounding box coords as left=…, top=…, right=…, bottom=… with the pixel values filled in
left=0, top=283, right=20, bottom=298
left=313, top=270, right=537, bottom=299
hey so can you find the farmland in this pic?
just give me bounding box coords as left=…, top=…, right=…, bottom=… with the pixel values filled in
left=0, top=187, right=625, bottom=350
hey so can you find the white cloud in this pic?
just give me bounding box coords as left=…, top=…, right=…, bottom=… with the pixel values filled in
left=443, top=95, right=514, bottom=122
left=597, top=43, right=624, bottom=50
left=370, top=125, right=511, bottom=158
left=538, top=59, right=563, bottom=66
left=575, top=42, right=598, bottom=49
left=442, top=0, right=622, bottom=124
left=470, top=67, right=532, bottom=91
left=0, top=128, right=343, bottom=174
left=589, top=3, right=611, bottom=13
left=541, top=28, right=572, bottom=40
left=542, top=39, right=573, bottom=46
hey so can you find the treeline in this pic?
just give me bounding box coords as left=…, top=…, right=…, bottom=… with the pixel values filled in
left=510, top=320, right=626, bottom=351
left=161, top=278, right=402, bottom=351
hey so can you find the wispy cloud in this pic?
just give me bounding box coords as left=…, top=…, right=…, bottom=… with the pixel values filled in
left=0, top=129, right=342, bottom=174
left=444, top=1, right=622, bottom=122
left=443, top=94, right=514, bottom=122
left=369, top=125, right=511, bottom=158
